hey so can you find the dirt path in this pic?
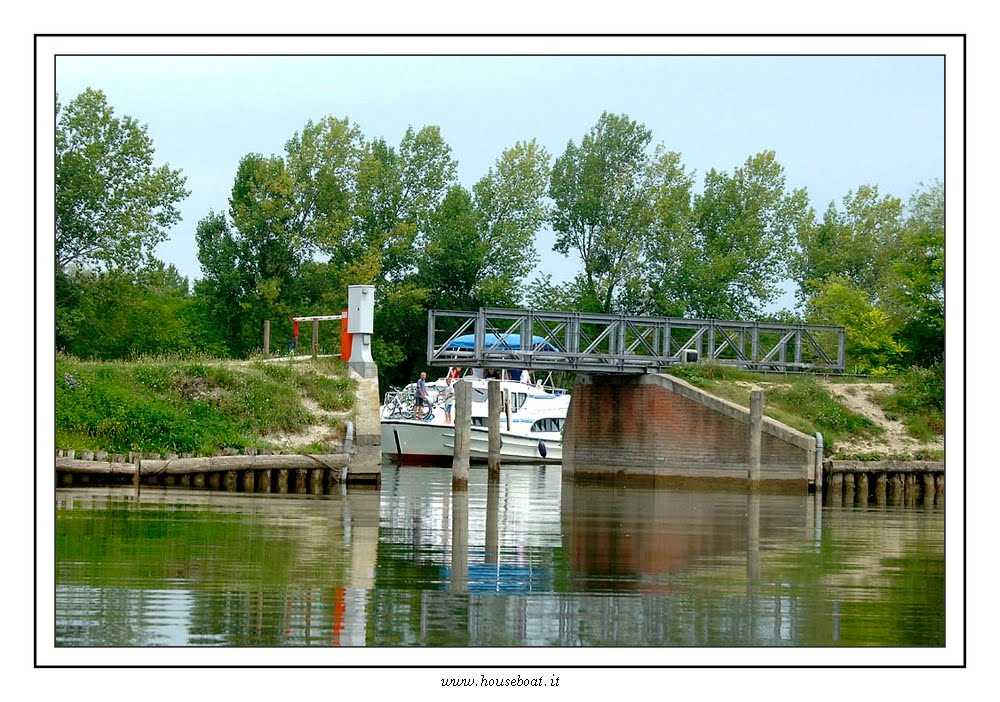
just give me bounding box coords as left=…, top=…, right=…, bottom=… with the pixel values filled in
left=822, top=382, right=943, bottom=457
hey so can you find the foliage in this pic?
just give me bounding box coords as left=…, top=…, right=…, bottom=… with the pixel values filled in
left=56, top=88, right=189, bottom=272
left=56, top=355, right=354, bottom=455
left=790, top=185, right=904, bottom=304
left=679, top=151, right=813, bottom=319
left=805, top=275, right=907, bottom=374
left=473, top=139, right=552, bottom=293
left=874, top=363, right=945, bottom=440
left=550, top=112, right=654, bottom=313
left=56, top=263, right=201, bottom=359
left=883, top=180, right=945, bottom=367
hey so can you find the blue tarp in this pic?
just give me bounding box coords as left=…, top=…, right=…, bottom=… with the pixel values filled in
left=446, top=333, right=557, bottom=352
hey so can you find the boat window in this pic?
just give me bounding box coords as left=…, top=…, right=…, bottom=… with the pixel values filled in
left=471, top=388, right=488, bottom=402
left=471, top=417, right=487, bottom=427
left=530, top=418, right=564, bottom=433
left=512, top=393, right=528, bottom=411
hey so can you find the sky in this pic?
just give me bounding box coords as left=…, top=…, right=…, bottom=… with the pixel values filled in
left=52, top=46, right=945, bottom=311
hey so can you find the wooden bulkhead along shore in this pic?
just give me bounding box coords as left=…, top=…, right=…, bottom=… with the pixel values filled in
left=55, top=448, right=380, bottom=493
left=821, top=459, right=943, bottom=507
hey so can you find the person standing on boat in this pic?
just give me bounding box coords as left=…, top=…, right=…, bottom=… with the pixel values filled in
left=519, top=368, right=531, bottom=384
left=442, top=376, right=455, bottom=424
left=415, top=371, right=431, bottom=420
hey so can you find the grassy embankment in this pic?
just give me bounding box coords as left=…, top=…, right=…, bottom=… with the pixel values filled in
left=55, top=354, right=356, bottom=456
left=666, top=363, right=944, bottom=460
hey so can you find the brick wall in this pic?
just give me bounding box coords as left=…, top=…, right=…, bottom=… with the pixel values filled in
left=562, top=373, right=813, bottom=488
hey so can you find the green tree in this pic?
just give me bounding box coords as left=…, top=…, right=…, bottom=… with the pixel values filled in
left=791, top=185, right=904, bottom=303
left=283, top=116, right=363, bottom=254
left=420, top=185, right=485, bottom=310
left=57, top=263, right=198, bottom=359
left=642, top=146, right=696, bottom=316
left=56, top=88, right=189, bottom=271
left=884, top=180, right=944, bottom=366
left=193, top=211, right=247, bottom=354
left=549, top=112, right=654, bottom=313
left=473, top=139, right=552, bottom=299
left=805, top=275, right=906, bottom=374
left=682, top=151, right=812, bottom=319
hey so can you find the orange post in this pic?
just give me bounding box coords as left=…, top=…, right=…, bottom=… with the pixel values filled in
left=340, top=309, right=351, bottom=361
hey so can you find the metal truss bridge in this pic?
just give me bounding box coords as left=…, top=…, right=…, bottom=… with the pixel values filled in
left=427, top=308, right=846, bottom=374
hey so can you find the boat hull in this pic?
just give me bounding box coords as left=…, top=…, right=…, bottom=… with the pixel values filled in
left=381, top=419, right=561, bottom=465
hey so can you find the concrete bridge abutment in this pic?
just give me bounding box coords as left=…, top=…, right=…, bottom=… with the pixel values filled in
left=562, top=373, right=816, bottom=492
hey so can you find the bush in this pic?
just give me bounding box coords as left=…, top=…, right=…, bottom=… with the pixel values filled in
left=876, top=363, right=945, bottom=440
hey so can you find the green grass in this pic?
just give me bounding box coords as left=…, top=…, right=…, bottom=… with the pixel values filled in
left=873, top=363, right=945, bottom=442
left=666, top=364, right=882, bottom=453
left=56, top=354, right=356, bottom=455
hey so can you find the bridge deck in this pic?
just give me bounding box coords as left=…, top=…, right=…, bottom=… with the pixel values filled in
left=427, top=308, right=845, bottom=374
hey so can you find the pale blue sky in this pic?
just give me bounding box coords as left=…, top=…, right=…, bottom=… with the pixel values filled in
left=54, top=53, right=944, bottom=309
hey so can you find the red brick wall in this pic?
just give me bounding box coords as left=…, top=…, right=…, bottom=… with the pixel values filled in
left=562, top=374, right=810, bottom=485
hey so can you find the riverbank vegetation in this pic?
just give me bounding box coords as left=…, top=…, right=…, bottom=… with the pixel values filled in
left=55, top=354, right=355, bottom=456
left=54, top=88, right=946, bottom=452
left=667, top=363, right=943, bottom=460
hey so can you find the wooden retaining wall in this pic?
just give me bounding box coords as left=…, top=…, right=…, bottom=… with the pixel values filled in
left=822, top=459, right=943, bottom=507
left=54, top=447, right=380, bottom=492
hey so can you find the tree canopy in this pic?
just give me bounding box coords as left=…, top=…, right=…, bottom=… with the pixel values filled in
left=56, top=88, right=189, bottom=272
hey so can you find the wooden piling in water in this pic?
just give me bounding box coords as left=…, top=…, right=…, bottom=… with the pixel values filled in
left=922, top=473, right=935, bottom=501
left=277, top=469, right=289, bottom=494
left=748, top=390, right=763, bottom=490
left=829, top=472, right=843, bottom=504
left=452, top=380, right=471, bottom=489
left=889, top=474, right=904, bottom=505
left=488, top=380, right=501, bottom=479
left=842, top=473, right=855, bottom=506
left=225, top=470, right=238, bottom=492
left=875, top=474, right=888, bottom=506
left=257, top=469, right=271, bottom=493
left=310, top=468, right=323, bottom=494
left=856, top=474, right=869, bottom=506
left=295, top=469, right=308, bottom=494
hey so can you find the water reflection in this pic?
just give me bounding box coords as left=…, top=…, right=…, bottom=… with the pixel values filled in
left=56, top=465, right=944, bottom=647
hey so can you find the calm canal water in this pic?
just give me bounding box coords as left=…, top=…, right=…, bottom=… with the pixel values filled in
left=55, top=464, right=944, bottom=647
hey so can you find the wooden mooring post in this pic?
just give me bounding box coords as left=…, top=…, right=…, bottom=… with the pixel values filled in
left=452, top=380, right=471, bottom=490
left=487, top=380, right=501, bottom=480
left=748, top=390, right=762, bottom=490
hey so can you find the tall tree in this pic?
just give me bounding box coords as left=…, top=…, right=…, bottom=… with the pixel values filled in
left=791, top=185, right=904, bottom=304
left=419, top=185, right=486, bottom=310
left=283, top=115, right=363, bottom=254
left=473, top=139, right=552, bottom=300
left=884, top=180, right=945, bottom=366
left=682, top=151, right=812, bottom=319
left=55, top=88, right=189, bottom=271
left=642, top=146, right=696, bottom=316
left=549, top=112, right=654, bottom=312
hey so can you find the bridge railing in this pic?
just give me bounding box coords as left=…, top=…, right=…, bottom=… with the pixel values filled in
left=427, top=308, right=846, bottom=374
